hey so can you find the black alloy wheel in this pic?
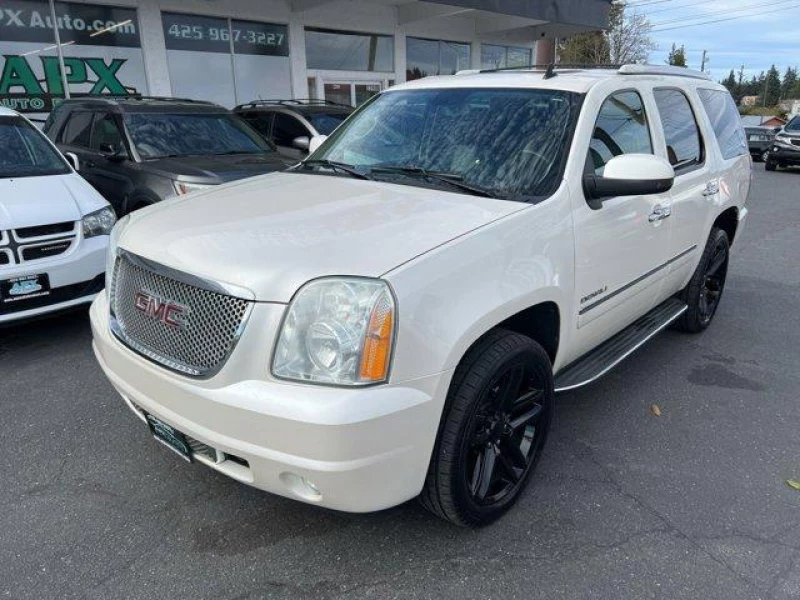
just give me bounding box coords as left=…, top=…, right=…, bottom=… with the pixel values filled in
left=420, top=330, right=554, bottom=526
left=676, top=227, right=730, bottom=333
left=465, top=364, right=547, bottom=506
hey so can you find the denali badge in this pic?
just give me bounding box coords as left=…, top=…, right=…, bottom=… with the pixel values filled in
left=134, top=291, right=187, bottom=329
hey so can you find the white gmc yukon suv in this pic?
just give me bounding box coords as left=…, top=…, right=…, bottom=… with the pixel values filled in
left=90, top=65, right=751, bottom=526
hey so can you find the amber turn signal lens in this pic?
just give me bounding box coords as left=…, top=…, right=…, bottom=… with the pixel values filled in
left=359, top=292, right=394, bottom=382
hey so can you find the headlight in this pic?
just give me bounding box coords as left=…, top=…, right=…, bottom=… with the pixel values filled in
left=173, top=181, right=215, bottom=196
left=82, top=206, right=116, bottom=238
left=272, top=277, right=396, bottom=386
left=105, top=215, right=130, bottom=304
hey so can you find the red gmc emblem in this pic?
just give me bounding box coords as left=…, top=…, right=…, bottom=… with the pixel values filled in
left=134, top=291, right=187, bottom=329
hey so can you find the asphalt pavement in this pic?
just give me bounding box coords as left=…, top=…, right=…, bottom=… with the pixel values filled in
left=2, top=164, right=799, bottom=600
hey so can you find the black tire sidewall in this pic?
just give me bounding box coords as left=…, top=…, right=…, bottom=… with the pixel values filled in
left=678, top=228, right=730, bottom=333
left=428, top=332, right=554, bottom=526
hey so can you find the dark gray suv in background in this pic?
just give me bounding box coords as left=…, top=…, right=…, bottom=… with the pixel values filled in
left=44, top=97, right=292, bottom=215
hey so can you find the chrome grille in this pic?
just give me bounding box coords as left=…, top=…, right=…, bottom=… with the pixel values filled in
left=110, top=252, right=252, bottom=377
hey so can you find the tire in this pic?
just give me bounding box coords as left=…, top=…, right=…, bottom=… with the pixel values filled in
left=761, top=150, right=770, bottom=163
left=675, top=227, right=730, bottom=333
left=419, top=329, right=554, bottom=527
left=765, top=157, right=777, bottom=171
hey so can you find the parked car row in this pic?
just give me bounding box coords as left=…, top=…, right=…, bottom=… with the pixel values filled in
left=765, top=115, right=800, bottom=171
left=1, top=96, right=354, bottom=325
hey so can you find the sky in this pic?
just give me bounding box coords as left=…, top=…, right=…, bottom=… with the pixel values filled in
left=629, top=0, right=800, bottom=83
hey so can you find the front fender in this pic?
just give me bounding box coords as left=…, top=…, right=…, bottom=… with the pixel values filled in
left=385, top=192, right=575, bottom=382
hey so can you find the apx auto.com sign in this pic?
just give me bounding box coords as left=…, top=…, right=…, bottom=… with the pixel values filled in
left=0, top=0, right=145, bottom=112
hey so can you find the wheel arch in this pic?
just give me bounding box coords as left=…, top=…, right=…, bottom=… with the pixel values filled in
left=713, top=206, right=739, bottom=245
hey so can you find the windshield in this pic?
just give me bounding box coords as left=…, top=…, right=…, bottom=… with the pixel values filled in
left=308, top=112, right=350, bottom=136
left=312, top=88, right=580, bottom=200
left=0, top=116, right=70, bottom=179
left=124, top=112, right=274, bottom=159
left=785, top=116, right=800, bottom=133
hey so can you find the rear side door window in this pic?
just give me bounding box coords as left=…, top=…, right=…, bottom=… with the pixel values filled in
left=58, top=111, right=94, bottom=149
left=653, top=89, right=704, bottom=172
left=697, top=89, right=748, bottom=160
left=588, top=91, right=653, bottom=175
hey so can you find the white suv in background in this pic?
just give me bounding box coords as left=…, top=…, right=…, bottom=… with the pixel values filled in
left=90, top=65, right=750, bottom=526
left=0, top=108, right=115, bottom=325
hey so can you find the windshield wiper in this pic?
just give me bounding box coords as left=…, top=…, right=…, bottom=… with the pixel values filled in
left=368, top=165, right=495, bottom=198
left=299, top=159, right=372, bottom=180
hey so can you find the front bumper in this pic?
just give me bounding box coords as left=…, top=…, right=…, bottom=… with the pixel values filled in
left=0, top=236, right=107, bottom=324
left=770, top=143, right=800, bottom=165
left=90, top=295, right=451, bottom=513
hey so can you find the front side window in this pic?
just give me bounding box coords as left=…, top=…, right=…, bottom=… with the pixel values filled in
left=90, top=113, right=125, bottom=153
left=697, top=89, right=747, bottom=160
left=123, top=112, right=273, bottom=159
left=0, top=116, right=70, bottom=178
left=272, top=114, right=308, bottom=146
left=60, top=112, right=94, bottom=148
left=589, top=91, right=652, bottom=175
left=313, top=88, right=580, bottom=201
left=653, top=89, right=703, bottom=171
left=243, top=112, right=274, bottom=137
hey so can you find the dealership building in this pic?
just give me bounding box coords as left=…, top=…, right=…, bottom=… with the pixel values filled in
left=0, top=0, right=611, bottom=113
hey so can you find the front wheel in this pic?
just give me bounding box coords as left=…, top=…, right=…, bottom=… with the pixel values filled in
left=419, top=330, right=554, bottom=526
left=675, top=227, right=730, bottom=333
left=765, top=157, right=777, bottom=171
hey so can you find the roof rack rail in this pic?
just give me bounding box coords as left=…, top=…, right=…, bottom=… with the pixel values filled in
left=126, top=95, right=219, bottom=104
left=234, top=98, right=350, bottom=110
left=477, top=63, right=623, bottom=74
left=617, top=64, right=712, bottom=81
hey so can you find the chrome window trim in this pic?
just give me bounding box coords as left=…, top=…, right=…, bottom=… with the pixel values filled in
left=109, top=249, right=255, bottom=380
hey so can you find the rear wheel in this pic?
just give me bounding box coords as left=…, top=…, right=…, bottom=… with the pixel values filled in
left=419, top=330, right=554, bottom=527
left=675, top=227, right=730, bottom=333
left=761, top=150, right=770, bottom=163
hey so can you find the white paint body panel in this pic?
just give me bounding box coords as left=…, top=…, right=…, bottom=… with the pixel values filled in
left=0, top=111, right=111, bottom=323
left=91, top=70, right=751, bottom=512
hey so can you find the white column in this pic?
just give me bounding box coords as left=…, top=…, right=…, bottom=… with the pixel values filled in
left=470, top=40, right=481, bottom=70
left=136, top=0, right=171, bottom=96
left=394, top=31, right=407, bottom=84
left=288, top=14, right=308, bottom=99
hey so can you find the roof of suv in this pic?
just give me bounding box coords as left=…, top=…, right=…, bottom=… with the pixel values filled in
left=54, top=96, right=228, bottom=114
left=392, top=64, right=719, bottom=95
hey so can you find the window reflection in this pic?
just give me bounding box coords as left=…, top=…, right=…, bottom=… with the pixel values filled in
left=406, top=38, right=471, bottom=81
left=306, top=29, right=394, bottom=72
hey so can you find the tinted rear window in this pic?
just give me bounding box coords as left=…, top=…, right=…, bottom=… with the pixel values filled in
left=697, top=89, right=747, bottom=160
left=0, top=117, right=70, bottom=179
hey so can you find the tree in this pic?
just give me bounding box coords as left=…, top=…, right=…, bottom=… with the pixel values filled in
left=722, top=69, right=737, bottom=96
left=559, top=1, right=655, bottom=66
left=782, top=67, right=798, bottom=100
left=558, top=31, right=609, bottom=65
left=667, top=43, right=687, bottom=67
left=762, top=65, right=782, bottom=106
left=607, top=2, right=657, bottom=65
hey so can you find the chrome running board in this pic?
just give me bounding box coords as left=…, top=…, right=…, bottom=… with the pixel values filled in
left=554, top=297, right=687, bottom=393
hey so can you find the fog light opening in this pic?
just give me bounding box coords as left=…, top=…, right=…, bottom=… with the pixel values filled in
left=280, top=472, right=323, bottom=502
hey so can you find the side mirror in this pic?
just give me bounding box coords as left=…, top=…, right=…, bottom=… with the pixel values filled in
left=100, top=143, right=127, bottom=162
left=583, top=154, right=674, bottom=210
left=308, top=135, right=327, bottom=155
left=292, top=136, right=310, bottom=152
left=64, top=152, right=80, bottom=171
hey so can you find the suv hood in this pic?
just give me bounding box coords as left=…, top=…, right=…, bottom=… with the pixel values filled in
left=141, top=153, right=292, bottom=184
left=120, top=172, right=527, bottom=302
left=0, top=173, right=107, bottom=230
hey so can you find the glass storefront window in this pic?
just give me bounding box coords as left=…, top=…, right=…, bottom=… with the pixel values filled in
left=0, top=0, right=147, bottom=116
left=305, top=29, right=394, bottom=72
left=481, top=44, right=532, bottom=70
left=162, top=12, right=291, bottom=108
left=406, top=38, right=471, bottom=81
